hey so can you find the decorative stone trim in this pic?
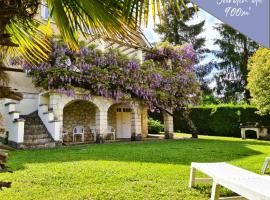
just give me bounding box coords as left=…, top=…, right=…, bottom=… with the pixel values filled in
left=43, top=111, right=54, bottom=115
left=8, top=111, right=20, bottom=114
left=4, top=102, right=17, bottom=106
left=13, top=118, right=25, bottom=123
left=8, top=141, right=23, bottom=149
left=39, top=104, right=48, bottom=107
left=48, top=120, right=61, bottom=123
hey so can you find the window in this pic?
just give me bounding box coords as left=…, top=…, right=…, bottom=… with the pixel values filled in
left=41, top=1, right=54, bottom=21
left=123, top=108, right=132, bottom=112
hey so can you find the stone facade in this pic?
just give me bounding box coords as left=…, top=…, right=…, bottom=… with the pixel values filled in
left=43, top=93, right=153, bottom=142
left=63, top=101, right=97, bottom=142
left=107, top=104, right=118, bottom=131
left=0, top=114, right=5, bottom=137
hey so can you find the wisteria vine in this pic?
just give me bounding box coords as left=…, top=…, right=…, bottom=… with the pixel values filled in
left=23, top=40, right=200, bottom=111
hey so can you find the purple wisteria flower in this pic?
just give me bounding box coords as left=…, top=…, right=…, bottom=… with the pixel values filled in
left=24, top=40, right=200, bottom=111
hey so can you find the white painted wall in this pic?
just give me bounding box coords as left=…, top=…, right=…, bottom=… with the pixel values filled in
left=38, top=104, right=61, bottom=141
left=16, top=93, right=39, bottom=115
left=2, top=102, right=25, bottom=143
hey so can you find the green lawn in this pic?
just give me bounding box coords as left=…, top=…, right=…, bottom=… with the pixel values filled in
left=0, top=135, right=270, bottom=200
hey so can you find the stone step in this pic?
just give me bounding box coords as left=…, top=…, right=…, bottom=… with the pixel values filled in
left=24, top=134, right=51, bottom=140
left=24, top=129, right=48, bottom=134
left=24, top=130, right=47, bottom=134
left=21, top=111, right=58, bottom=149
left=24, top=138, right=52, bottom=144
left=24, top=125, right=47, bottom=131
left=20, top=142, right=57, bottom=149
left=25, top=122, right=42, bottom=125
left=24, top=124, right=44, bottom=130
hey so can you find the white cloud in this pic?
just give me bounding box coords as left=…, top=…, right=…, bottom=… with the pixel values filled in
left=141, top=16, right=161, bottom=44
left=142, top=8, right=222, bottom=51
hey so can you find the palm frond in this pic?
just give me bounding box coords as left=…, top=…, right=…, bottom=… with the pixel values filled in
left=122, top=0, right=193, bottom=27
left=2, top=19, right=52, bottom=65
left=0, top=86, right=23, bottom=100
left=0, top=61, right=22, bottom=100
left=47, top=0, right=144, bottom=50
left=0, top=62, right=8, bottom=86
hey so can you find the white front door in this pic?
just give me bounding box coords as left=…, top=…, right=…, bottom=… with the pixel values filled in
left=116, top=108, right=131, bottom=138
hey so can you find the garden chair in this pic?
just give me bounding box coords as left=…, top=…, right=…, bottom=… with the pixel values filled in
left=73, top=125, right=84, bottom=143
left=90, top=127, right=100, bottom=142
left=90, top=127, right=104, bottom=143
left=261, top=157, right=270, bottom=174
left=189, top=162, right=270, bottom=200
left=107, top=126, right=116, bottom=140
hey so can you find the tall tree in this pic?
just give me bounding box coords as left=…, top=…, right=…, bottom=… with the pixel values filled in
left=247, top=48, right=270, bottom=115
left=156, top=0, right=206, bottom=55
left=214, top=24, right=259, bottom=102
left=155, top=1, right=211, bottom=98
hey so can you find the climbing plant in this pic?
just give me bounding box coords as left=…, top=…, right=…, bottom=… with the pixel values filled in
left=22, top=40, right=200, bottom=112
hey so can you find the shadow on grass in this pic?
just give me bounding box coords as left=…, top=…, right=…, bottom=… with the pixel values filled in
left=8, top=138, right=269, bottom=171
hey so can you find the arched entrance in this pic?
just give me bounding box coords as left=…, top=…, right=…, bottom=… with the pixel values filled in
left=62, top=100, right=99, bottom=143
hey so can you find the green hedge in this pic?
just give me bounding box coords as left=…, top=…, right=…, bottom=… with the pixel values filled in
left=149, top=105, right=270, bottom=138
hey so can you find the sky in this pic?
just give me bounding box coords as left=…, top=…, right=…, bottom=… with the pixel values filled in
left=142, top=8, right=222, bottom=52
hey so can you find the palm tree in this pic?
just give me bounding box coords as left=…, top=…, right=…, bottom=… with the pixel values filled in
left=0, top=0, right=192, bottom=59
left=0, top=0, right=192, bottom=99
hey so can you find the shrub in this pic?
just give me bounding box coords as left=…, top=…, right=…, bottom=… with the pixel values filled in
left=149, top=105, right=270, bottom=138
left=148, top=118, right=164, bottom=134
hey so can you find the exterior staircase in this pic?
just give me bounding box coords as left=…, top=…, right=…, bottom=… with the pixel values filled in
left=21, top=111, right=59, bottom=149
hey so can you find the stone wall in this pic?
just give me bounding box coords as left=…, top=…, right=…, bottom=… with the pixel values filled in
left=0, top=113, right=5, bottom=137
left=141, top=107, right=148, bottom=138
left=63, top=101, right=97, bottom=143
left=107, top=105, right=117, bottom=130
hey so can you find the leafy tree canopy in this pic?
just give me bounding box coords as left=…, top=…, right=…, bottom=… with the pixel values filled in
left=214, top=24, right=259, bottom=103
left=247, top=48, right=270, bottom=115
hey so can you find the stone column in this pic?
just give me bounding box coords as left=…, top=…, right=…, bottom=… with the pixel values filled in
left=141, top=106, right=148, bottom=138
left=95, top=107, right=108, bottom=139
left=163, top=110, right=174, bottom=139
left=131, top=106, right=142, bottom=140
left=49, top=93, right=64, bottom=137
left=49, top=94, right=63, bottom=121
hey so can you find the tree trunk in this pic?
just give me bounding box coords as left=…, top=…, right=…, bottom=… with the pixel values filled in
left=191, top=132, right=198, bottom=139
left=242, top=38, right=251, bottom=101
left=180, top=108, right=199, bottom=139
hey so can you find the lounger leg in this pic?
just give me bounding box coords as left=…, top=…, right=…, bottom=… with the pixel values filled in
left=211, top=181, right=221, bottom=200
left=189, top=167, right=196, bottom=188
left=261, top=159, right=269, bottom=174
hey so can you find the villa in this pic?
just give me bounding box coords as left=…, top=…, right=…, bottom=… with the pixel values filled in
left=0, top=3, right=174, bottom=149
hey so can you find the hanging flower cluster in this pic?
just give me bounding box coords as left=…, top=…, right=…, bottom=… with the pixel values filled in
left=23, top=40, right=200, bottom=111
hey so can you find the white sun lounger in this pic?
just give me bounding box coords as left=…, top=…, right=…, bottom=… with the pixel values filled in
left=261, top=157, right=270, bottom=174
left=189, top=162, right=270, bottom=200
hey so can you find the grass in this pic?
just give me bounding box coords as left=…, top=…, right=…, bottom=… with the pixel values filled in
left=0, top=134, right=270, bottom=200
